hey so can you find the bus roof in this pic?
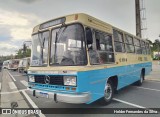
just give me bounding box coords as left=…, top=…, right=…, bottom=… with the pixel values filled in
left=32, top=13, right=112, bottom=34
left=32, top=13, right=150, bottom=43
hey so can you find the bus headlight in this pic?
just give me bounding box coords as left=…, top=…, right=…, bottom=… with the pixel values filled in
left=63, top=76, right=76, bottom=86
left=28, top=75, right=35, bottom=82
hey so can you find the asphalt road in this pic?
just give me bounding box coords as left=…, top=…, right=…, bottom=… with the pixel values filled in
left=0, top=62, right=160, bottom=117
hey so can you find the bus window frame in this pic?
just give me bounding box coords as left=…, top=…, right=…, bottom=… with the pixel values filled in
left=134, top=37, right=142, bottom=54
left=113, top=29, right=126, bottom=53
left=145, top=42, right=151, bottom=55
left=31, top=30, right=50, bottom=67
left=125, top=34, right=135, bottom=53
left=49, top=23, right=88, bottom=66
left=141, top=40, right=147, bottom=55
left=88, top=29, right=115, bottom=65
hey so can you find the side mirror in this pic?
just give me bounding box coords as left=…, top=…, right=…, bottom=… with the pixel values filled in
left=86, top=28, right=93, bottom=44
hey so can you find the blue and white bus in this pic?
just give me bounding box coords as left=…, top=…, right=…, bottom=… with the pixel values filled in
left=28, top=13, right=152, bottom=104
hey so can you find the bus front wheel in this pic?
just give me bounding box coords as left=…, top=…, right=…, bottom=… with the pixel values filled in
left=100, top=80, right=114, bottom=105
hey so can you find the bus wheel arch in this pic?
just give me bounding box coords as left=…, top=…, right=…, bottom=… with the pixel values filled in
left=107, top=76, right=118, bottom=92
left=99, top=76, right=118, bottom=105
left=136, top=68, right=145, bottom=86
left=142, top=68, right=145, bottom=80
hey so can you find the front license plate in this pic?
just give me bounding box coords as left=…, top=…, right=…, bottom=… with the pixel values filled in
left=39, top=92, right=49, bottom=98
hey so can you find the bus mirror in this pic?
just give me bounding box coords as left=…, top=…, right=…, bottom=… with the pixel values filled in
left=86, top=28, right=93, bottom=44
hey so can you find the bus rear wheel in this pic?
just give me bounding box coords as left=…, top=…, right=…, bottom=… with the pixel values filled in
left=100, top=80, right=114, bottom=105
left=136, top=71, right=144, bottom=86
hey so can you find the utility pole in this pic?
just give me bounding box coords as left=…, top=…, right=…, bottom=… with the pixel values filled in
left=135, top=0, right=147, bottom=38
left=135, top=0, right=142, bottom=38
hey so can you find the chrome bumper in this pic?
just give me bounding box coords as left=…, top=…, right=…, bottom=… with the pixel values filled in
left=27, top=89, right=91, bottom=104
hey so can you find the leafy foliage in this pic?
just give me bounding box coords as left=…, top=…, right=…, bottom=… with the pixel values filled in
left=147, top=39, right=160, bottom=60
left=15, top=48, right=31, bottom=59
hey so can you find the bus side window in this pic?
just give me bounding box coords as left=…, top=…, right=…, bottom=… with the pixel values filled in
left=96, top=39, right=101, bottom=50
left=95, top=31, right=114, bottom=64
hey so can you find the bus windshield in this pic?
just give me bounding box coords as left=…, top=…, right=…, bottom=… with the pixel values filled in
left=50, top=24, right=87, bottom=66
left=31, top=31, right=49, bottom=66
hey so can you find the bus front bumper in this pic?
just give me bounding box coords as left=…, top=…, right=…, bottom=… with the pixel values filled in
left=27, top=89, right=91, bottom=104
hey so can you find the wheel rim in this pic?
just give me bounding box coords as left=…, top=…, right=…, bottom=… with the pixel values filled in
left=104, top=83, right=112, bottom=100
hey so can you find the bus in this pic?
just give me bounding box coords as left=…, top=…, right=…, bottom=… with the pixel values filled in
left=8, top=59, right=20, bottom=71
left=18, top=57, right=30, bottom=73
left=27, top=13, right=152, bottom=104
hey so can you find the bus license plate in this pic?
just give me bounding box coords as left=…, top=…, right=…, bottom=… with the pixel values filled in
left=39, top=92, right=49, bottom=98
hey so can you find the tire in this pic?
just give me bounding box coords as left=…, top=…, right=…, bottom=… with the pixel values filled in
left=136, top=71, right=144, bottom=86
left=99, top=80, right=114, bottom=105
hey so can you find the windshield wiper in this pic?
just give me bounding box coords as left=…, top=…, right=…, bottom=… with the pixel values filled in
left=41, top=37, right=46, bottom=60
left=37, top=32, right=46, bottom=64
left=54, top=23, right=67, bottom=63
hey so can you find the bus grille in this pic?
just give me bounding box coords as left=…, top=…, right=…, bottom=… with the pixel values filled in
left=34, top=75, right=64, bottom=85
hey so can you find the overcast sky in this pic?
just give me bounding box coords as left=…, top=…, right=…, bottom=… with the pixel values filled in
left=0, top=0, right=160, bottom=56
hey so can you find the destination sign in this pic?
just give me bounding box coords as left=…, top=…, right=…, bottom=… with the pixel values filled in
left=40, top=17, right=65, bottom=29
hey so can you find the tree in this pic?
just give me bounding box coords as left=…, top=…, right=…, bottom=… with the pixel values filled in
left=152, top=39, right=160, bottom=60
left=15, top=48, right=31, bottom=59
left=146, top=39, right=153, bottom=46
left=153, top=39, right=160, bottom=51
left=15, top=49, right=23, bottom=59
left=25, top=48, right=31, bottom=57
